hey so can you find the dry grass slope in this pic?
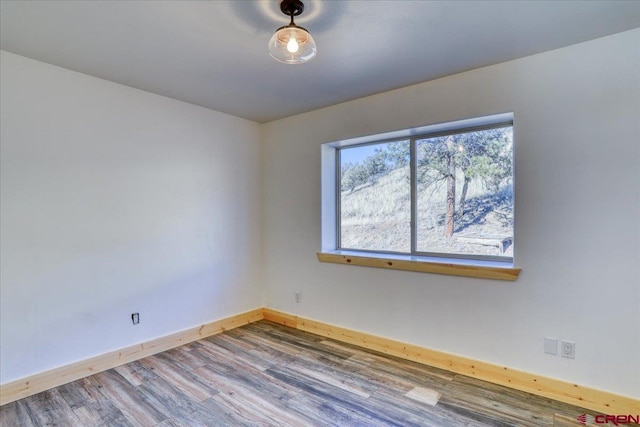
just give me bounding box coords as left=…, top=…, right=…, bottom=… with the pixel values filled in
left=341, top=166, right=513, bottom=256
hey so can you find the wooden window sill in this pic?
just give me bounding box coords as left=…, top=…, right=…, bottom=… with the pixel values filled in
left=317, top=251, right=520, bottom=281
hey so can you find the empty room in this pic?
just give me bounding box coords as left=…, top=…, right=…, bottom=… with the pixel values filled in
left=1, top=0, right=639, bottom=426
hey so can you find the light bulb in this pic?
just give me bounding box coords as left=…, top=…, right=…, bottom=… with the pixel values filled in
left=287, top=36, right=299, bottom=53
left=268, top=22, right=316, bottom=64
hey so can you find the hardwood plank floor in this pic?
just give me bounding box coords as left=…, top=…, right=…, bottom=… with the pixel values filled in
left=0, top=320, right=631, bottom=426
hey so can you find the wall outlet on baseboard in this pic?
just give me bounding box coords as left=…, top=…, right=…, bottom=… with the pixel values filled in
left=561, top=340, right=575, bottom=359
left=131, top=313, right=140, bottom=325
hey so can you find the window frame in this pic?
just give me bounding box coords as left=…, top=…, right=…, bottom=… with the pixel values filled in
left=322, top=113, right=516, bottom=269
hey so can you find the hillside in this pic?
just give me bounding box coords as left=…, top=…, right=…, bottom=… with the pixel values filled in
left=340, top=166, right=513, bottom=257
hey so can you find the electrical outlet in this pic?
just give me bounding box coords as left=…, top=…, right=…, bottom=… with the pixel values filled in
left=544, top=337, right=558, bottom=355
left=295, top=291, right=302, bottom=303
left=561, top=340, right=575, bottom=359
left=131, top=313, right=140, bottom=325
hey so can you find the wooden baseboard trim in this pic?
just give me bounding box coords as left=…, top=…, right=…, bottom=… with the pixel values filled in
left=3, top=307, right=638, bottom=414
left=0, top=308, right=264, bottom=406
left=263, top=308, right=639, bottom=414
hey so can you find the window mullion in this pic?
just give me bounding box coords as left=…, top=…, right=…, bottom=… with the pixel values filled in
left=336, top=148, right=342, bottom=249
left=410, top=138, right=417, bottom=255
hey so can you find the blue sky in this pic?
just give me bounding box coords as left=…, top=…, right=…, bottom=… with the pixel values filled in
left=340, top=142, right=387, bottom=165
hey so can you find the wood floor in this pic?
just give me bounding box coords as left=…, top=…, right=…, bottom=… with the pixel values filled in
left=0, top=320, right=619, bottom=426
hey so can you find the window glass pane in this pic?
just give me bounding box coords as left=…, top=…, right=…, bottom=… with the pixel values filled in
left=416, top=127, right=513, bottom=258
left=340, top=141, right=410, bottom=252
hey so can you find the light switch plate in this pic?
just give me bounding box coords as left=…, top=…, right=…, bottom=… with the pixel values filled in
left=544, top=337, right=558, bottom=355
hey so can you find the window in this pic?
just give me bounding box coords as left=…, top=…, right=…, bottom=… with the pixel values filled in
left=339, top=140, right=411, bottom=252
left=321, top=114, right=516, bottom=272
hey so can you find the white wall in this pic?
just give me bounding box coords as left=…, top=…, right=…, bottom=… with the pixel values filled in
left=261, top=29, right=640, bottom=398
left=0, top=51, right=262, bottom=383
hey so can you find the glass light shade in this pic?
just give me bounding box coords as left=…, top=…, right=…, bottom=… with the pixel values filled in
left=268, top=25, right=317, bottom=64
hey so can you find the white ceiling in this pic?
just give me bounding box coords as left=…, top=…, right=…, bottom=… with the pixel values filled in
left=1, top=1, right=639, bottom=123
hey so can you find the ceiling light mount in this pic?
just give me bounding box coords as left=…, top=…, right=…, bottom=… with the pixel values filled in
left=268, top=0, right=317, bottom=65
left=280, top=0, right=304, bottom=18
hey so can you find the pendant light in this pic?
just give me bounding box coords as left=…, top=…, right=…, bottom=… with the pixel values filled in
left=268, top=0, right=317, bottom=64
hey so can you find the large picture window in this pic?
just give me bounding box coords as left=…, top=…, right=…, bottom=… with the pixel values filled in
left=333, top=117, right=514, bottom=263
